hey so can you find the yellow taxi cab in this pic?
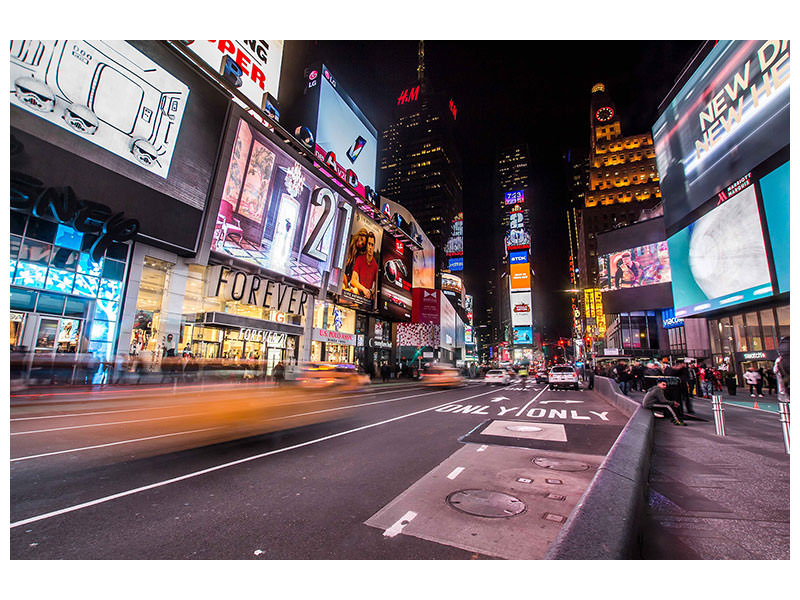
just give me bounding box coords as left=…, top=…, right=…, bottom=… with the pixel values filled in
left=297, top=362, right=370, bottom=391
left=421, top=365, right=465, bottom=387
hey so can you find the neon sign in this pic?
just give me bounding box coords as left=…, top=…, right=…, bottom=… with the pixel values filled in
left=449, top=98, right=457, bottom=120
left=397, top=86, right=420, bottom=105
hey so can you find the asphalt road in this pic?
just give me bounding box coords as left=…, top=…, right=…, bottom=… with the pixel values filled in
left=10, top=377, right=627, bottom=559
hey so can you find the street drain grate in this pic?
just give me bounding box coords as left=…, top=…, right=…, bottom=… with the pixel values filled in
left=446, top=489, right=526, bottom=518
left=532, top=457, right=591, bottom=472
left=543, top=513, right=567, bottom=523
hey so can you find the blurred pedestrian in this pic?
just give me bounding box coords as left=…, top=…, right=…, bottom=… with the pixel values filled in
left=744, top=367, right=762, bottom=397
left=614, top=360, right=630, bottom=395
left=764, top=368, right=777, bottom=396
left=272, top=361, right=285, bottom=385
left=757, top=367, right=766, bottom=397
left=631, top=361, right=644, bottom=392
left=775, top=336, right=790, bottom=403
left=381, top=362, right=390, bottom=383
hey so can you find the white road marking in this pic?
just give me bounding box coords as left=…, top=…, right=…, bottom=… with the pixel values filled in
left=490, top=396, right=508, bottom=402
left=10, top=387, right=499, bottom=529
left=477, top=445, right=488, bottom=452
left=11, top=413, right=209, bottom=436
left=515, top=385, right=550, bottom=417
left=446, top=467, right=465, bottom=480
left=539, top=400, right=584, bottom=405
left=383, top=511, right=417, bottom=538
left=10, top=427, right=221, bottom=462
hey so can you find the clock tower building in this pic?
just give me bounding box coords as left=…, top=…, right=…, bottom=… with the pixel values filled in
left=576, top=83, right=662, bottom=289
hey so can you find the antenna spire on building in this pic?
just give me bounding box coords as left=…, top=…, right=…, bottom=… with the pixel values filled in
left=417, top=40, right=425, bottom=88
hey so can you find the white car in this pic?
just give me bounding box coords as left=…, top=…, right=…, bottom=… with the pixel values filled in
left=548, top=365, right=579, bottom=390
left=485, top=369, right=511, bottom=385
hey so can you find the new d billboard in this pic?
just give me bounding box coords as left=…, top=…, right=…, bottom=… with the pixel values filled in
left=653, top=40, right=790, bottom=233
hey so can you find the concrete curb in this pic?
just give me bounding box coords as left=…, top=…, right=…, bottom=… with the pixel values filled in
left=544, top=377, right=653, bottom=560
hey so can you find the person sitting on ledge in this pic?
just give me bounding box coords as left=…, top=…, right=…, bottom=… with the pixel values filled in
left=642, top=379, right=686, bottom=425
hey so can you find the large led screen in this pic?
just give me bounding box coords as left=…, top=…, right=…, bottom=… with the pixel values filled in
left=341, top=209, right=383, bottom=308
left=10, top=40, right=189, bottom=180
left=379, top=234, right=413, bottom=321
left=510, top=290, right=533, bottom=327
left=513, top=326, right=533, bottom=345
left=653, top=40, right=790, bottom=232
left=759, top=161, right=790, bottom=293
left=315, top=69, right=378, bottom=191
left=597, top=242, right=671, bottom=291
left=212, top=118, right=346, bottom=288
left=668, top=184, right=772, bottom=317
left=509, top=262, right=531, bottom=290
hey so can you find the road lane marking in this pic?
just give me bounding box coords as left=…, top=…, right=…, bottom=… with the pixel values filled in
left=514, top=385, right=550, bottom=417
left=447, top=467, right=465, bottom=480
left=10, top=428, right=221, bottom=462
left=383, top=511, right=417, bottom=538
left=10, top=387, right=499, bottom=529
left=477, top=445, right=488, bottom=452
left=539, top=400, right=584, bottom=405
left=11, top=413, right=209, bottom=435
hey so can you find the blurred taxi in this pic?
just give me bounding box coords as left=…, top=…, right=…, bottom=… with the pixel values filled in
left=297, top=362, right=370, bottom=391
left=421, top=365, right=464, bottom=387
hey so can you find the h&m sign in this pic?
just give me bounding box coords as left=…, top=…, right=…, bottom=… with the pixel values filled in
left=207, top=265, right=311, bottom=316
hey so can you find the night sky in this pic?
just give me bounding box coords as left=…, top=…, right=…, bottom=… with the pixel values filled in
left=281, top=40, right=702, bottom=339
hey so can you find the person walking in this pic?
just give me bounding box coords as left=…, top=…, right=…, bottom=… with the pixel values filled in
left=586, top=365, right=595, bottom=390
left=631, top=361, right=644, bottom=392
left=380, top=362, right=390, bottom=383
left=764, top=368, right=777, bottom=396
left=614, top=360, right=630, bottom=395
left=756, top=367, right=766, bottom=397
left=744, top=367, right=761, bottom=397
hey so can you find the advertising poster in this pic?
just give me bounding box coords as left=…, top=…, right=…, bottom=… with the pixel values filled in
left=597, top=241, right=672, bottom=291
left=340, top=209, right=383, bottom=308
left=440, top=293, right=457, bottom=350
left=314, top=67, right=378, bottom=192
left=513, top=326, right=533, bottom=345
left=379, top=234, right=414, bottom=321
left=10, top=40, right=189, bottom=180
left=509, top=262, right=531, bottom=290
left=444, top=212, right=464, bottom=257
left=441, top=273, right=464, bottom=297
left=668, top=184, right=772, bottom=317
left=759, top=161, right=790, bottom=293
left=510, top=290, right=533, bottom=327
left=212, top=118, right=344, bottom=288
left=412, top=288, right=440, bottom=324
left=413, top=238, right=436, bottom=289
left=652, top=40, right=790, bottom=232
left=504, top=190, right=524, bottom=205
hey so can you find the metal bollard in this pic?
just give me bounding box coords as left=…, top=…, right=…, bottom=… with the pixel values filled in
left=777, top=401, right=790, bottom=454
left=711, top=393, right=726, bottom=436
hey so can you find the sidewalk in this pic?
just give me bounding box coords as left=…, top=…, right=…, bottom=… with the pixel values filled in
left=628, top=388, right=790, bottom=559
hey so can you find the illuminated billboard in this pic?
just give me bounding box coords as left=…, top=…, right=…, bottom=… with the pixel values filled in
left=513, top=326, right=533, bottom=345
left=759, top=161, right=790, bottom=293
left=181, top=40, right=283, bottom=110
left=307, top=65, right=378, bottom=193
left=509, top=262, right=531, bottom=290
left=447, top=257, right=464, bottom=272
left=10, top=40, right=189, bottom=180
left=510, top=290, right=533, bottom=327
left=379, top=234, right=413, bottom=321
left=597, top=241, right=671, bottom=291
left=441, top=272, right=464, bottom=297
left=668, top=183, right=772, bottom=318
left=509, top=251, right=528, bottom=264
left=504, top=190, right=524, bottom=205
left=341, top=209, right=383, bottom=309
left=653, top=40, right=790, bottom=232
left=444, top=212, right=464, bottom=257
left=211, top=117, right=349, bottom=288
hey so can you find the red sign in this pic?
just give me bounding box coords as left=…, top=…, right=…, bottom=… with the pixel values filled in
left=412, top=288, right=440, bottom=325
left=449, top=98, right=457, bottom=120
left=397, top=86, right=420, bottom=105
left=395, top=239, right=404, bottom=255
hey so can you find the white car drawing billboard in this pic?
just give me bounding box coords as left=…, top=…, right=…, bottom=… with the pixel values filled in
left=10, top=40, right=189, bottom=179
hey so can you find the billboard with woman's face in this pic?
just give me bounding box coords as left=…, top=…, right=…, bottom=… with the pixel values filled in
left=598, top=241, right=672, bottom=291
left=340, top=210, right=383, bottom=309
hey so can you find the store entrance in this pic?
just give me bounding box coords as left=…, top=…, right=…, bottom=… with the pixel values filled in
left=32, top=315, right=82, bottom=355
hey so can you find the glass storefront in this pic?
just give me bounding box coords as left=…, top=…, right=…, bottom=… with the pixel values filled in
left=129, top=256, right=173, bottom=356
left=10, top=213, right=129, bottom=364
left=311, top=303, right=357, bottom=364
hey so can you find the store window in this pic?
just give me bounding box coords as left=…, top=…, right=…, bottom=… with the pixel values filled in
left=760, top=309, right=777, bottom=351
left=129, top=256, right=173, bottom=356
left=776, top=305, right=790, bottom=340
left=732, top=314, right=747, bottom=352
left=745, top=311, right=764, bottom=352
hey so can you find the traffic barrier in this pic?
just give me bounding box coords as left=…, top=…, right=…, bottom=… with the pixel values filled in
left=544, top=376, right=653, bottom=560
left=711, top=393, right=726, bottom=436
left=778, top=401, right=790, bottom=454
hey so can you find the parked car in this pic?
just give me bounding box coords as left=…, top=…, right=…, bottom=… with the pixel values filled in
left=422, top=366, right=464, bottom=387
left=548, top=365, right=579, bottom=390
left=484, top=369, right=511, bottom=385
left=298, top=362, right=369, bottom=390
left=535, top=370, right=549, bottom=383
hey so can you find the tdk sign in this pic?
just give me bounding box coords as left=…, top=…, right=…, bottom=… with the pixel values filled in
left=509, top=251, right=528, bottom=264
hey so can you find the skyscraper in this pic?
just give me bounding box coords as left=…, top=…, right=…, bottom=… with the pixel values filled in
left=378, top=42, right=463, bottom=278
left=577, top=83, right=662, bottom=289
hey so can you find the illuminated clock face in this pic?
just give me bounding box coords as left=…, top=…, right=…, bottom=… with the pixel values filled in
left=595, top=106, right=614, bottom=122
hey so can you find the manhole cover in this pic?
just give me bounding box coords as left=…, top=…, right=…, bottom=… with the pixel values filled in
left=532, top=457, right=590, bottom=472
left=446, top=489, right=526, bottom=518
left=506, top=425, right=543, bottom=433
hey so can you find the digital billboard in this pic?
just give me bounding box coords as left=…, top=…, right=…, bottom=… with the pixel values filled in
left=212, top=118, right=350, bottom=288
left=504, top=190, right=524, bottom=205
left=379, top=234, right=413, bottom=321
left=444, top=212, right=464, bottom=257
left=668, top=183, right=772, bottom=318
left=653, top=40, right=790, bottom=232
left=510, top=290, right=533, bottom=327
left=597, top=241, right=671, bottom=291
left=513, top=326, right=533, bottom=345
left=447, top=257, right=464, bottom=272
left=509, top=251, right=528, bottom=264
left=312, top=65, right=378, bottom=192
left=759, top=161, right=790, bottom=293
left=341, top=209, right=383, bottom=308
left=509, top=262, right=531, bottom=290
left=10, top=40, right=189, bottom=180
